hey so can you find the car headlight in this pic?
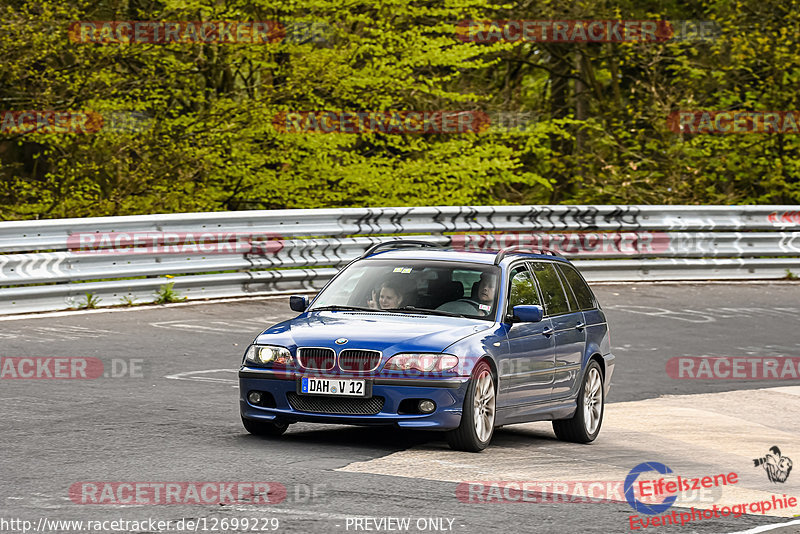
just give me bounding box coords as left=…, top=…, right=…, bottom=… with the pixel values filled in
left=383, top=353, right=459, bottom=372
left=245, top=345, right=294, bottom=365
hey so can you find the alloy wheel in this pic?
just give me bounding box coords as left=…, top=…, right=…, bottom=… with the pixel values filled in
left=583, top=367, right=603, bottom=435
left=472, top=370, right=495, bottom=442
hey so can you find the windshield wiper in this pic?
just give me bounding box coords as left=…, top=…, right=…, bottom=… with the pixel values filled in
left=384, top=306, right=467, bottom=318
left=311, top=305, right=379, bottom=312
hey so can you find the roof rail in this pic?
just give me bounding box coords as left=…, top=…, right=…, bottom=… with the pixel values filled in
left=360, top=240, right=439, bottom=258
left=493, top=246, right=562, bottom=265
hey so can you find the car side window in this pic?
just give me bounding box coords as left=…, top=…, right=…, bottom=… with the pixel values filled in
left=557, top=267, right=580, bottom=311
left=506, top=264, right=540, bottom=316
left=530, top=262, right=570, bottom=316
left=557, top=264, right=596, bottom=310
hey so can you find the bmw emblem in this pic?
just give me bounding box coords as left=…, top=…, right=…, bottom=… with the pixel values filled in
left=335, top=338, right=348, bottom=345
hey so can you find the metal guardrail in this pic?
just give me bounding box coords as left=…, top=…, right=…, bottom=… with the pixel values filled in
left=1, top=205, right=799, bottom=315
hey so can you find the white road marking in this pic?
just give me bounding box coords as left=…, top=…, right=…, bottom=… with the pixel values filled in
left=0, top=293, right=304, bottom=321
left=150, top=319, right=271, bottom=333
left=606, top=304, right=800, bottom=322
left=591, top=280, right=800, bottom=286
left=164, top=368, right=238, bottom=385
left=725, top=519, right=800, bottom=533
left=605, top=305, right=716, bottom=323
left=761, top=386, right=800, bottom=396
left=0, top=325, right=116, bottom=342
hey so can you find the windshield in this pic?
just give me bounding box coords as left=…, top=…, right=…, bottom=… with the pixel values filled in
left=308, top=258, right=500, bottom=320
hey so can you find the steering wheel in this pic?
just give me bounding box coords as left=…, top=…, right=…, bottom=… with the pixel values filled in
left=455, top=299, right=484, bottom=313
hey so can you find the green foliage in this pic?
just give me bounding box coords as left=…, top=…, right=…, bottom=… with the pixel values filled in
left=79, top=292, right=100, bottom=309
left=154, top=282, right=186, bottom=304
left=1, top=0, right=799, bottom=219
left=119, top=295, right=138, bottom=306
left=785, top=269, right=799, bottom=280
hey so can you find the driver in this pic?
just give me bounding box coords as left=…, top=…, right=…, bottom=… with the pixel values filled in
left=437, top=272, right=497, bottom=316
left=474, top=272, right=497, bottom=307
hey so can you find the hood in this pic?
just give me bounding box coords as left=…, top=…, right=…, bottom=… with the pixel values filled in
left=256, top=311, right=491, bottom=355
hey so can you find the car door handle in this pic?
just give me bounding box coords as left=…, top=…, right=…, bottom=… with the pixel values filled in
left=542, top=327, right=554, bottom=336
left=575, top=322, right=585, bottom=331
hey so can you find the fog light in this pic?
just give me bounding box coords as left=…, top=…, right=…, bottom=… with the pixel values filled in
left=418, top=400, right=435, bottom=413
left=248, top=391, right=262, bottom=405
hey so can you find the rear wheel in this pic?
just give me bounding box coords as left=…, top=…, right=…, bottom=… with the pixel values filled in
left=552, top=361, right=604, bottom=443
left=447, top=360, right=495, bottom=452
left=241, top=417, right=289, bottom=437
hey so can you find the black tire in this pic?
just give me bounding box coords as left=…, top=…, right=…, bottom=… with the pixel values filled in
left=241, top=416, right=289, bottom=437
left=447, top=360, right=496, bottom=452
left=552, top=360, right=604, bottom=443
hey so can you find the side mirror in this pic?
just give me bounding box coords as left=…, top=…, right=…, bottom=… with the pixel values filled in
left=512, top=305, right=544, bottom=323
left=289, top=295, right=308, bottom=312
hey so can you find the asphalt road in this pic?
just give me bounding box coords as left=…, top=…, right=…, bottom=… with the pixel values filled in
left=1, top=282, right=799, bottom=534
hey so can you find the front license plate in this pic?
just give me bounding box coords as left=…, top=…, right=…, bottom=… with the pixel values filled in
left=300, top=377, right=366, bottom=397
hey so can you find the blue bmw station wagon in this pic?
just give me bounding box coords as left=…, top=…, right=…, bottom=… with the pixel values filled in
left=239, top=241, right=615, bottom=451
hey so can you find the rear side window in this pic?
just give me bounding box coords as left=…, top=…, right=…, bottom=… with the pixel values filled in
left=506, top=264, right=541, bottom=315
left=558, top=268, right=579, bottom=311
left=557, top=264, right=596, bottom=310
left=530, top=262, right=570, bottom=316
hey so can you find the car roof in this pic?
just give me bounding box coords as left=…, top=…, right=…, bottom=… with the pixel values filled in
left=363, top=248, right=571, bottom=266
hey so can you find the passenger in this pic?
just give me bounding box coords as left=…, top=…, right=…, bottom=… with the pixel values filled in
left=379, top=280, right=405, bottom=309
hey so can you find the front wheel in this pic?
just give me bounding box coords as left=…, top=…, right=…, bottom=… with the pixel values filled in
left=552, top=361, right=604, bottom=443
left=447, top=360, right=496, bottom=452
left=242, top=416, right=289, bottom=437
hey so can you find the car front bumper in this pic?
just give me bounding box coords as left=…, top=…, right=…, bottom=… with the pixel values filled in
left=239, top=368, right=470, bottom=430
